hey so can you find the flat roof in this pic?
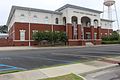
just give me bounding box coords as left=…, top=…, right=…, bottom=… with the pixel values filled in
left=56, top=4, right=103, bottom=13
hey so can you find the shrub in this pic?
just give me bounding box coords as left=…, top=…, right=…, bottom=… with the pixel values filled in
left=32, top=31, right=67, bottom=46
left=102, top=31, right=120, bottom=41
left=102, top=41, right=120, bottom=44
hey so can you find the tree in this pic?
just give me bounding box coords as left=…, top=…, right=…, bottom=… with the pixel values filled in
left=32, top=31, right=43, bottom=45
left=59, top=32, right=67, bottom=43
left=0, top=25, right=8, bottom=33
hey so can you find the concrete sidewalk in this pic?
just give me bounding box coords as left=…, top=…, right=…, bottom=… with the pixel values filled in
left=0, top=44, right=119, bottom=51
left=0, top=59, right=117, bottom=80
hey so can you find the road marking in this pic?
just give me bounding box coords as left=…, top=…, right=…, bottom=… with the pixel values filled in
left=0, top=64, right=26, bottom=71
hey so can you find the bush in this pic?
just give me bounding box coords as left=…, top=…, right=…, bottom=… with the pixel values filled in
left=102, top=31, right=120, bottom=41
left=102, top=41, right=120, bottom=44
left=32, top=31, right=67, bottom=46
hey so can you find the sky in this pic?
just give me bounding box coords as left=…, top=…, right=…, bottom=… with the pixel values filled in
left=0, top=0, right=120, bottom=30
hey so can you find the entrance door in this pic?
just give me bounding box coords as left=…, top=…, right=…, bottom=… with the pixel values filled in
left=86, top=32, right=91, bottom=40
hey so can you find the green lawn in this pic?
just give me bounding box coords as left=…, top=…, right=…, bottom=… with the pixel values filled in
left=39, top=73, right=84, bottom=80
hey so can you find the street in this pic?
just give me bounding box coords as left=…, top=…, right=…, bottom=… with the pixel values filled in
left=0, top=45, right=120, bottom=70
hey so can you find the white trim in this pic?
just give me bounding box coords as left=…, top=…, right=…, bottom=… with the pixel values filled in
left=20, top=30, right=26, bottom=41
left=13, top=40, right=34, bottom=42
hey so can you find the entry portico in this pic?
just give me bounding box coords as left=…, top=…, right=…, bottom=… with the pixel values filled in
left=56, top=4, right=103, bottom=45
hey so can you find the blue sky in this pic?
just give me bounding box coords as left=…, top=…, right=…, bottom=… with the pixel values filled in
left=0, top=0, right=119, bottom=30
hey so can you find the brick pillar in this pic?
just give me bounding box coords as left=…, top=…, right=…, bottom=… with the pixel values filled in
left=66, top=23, right=73, bottom=39
left=97, top=27, right=101, bottom=39
left=78, top=24, right=82, bottom=39
left=90, top=26, right=94, bottom=39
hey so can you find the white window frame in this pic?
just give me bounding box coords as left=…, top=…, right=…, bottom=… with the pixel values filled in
left=94, top=33, right=97, bottom=39
left=105, top=33, right=107, bottom=35
left=45, top=16, right=49, bottom=24
left=20, top=30, right=26, bottom=41
left=32, top=30, right=38, bottom=34
left=33, top=15, right=38, bottom=20
left=20, top=14, right=25, bottom=19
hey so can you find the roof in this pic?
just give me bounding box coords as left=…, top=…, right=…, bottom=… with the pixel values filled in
left=56, top=4, right=103, bottom=13
left=101, top=18, right=115, bottom=22
left=6, top=6, right=62, bottom=26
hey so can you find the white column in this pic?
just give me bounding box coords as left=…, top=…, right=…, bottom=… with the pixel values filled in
left=28, top=9, right=31, bottom=47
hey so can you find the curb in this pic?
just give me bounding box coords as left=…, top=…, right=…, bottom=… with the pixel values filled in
left=0, top=44, right=119, bottom=51
left=80, top=64, right=118, bottom=76
left=75, top=74, right=87, bottom=80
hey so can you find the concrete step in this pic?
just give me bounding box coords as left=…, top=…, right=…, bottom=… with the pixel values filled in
left=86, top=42, right=94, bottom=47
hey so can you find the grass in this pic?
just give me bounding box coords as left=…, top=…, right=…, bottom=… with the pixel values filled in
left=0, top=70, right=22, bottom=75
left=39, top=73, right=84, bottom=80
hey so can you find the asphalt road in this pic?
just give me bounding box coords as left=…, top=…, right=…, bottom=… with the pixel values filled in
left=85, top=66, right=120, bottom=80
left=0, top=45, right=120, bottom=70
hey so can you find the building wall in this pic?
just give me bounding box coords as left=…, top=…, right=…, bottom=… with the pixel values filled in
left=8, top=22, right=113, bottom=46
left=67, top=8, right=101, bottom=25
left=8, top=9, right=62, bottom=30
left=101, top=19, right=113, bottom=29
left=15, top=10, right=62, bottom=24
left=10, top=22, right=65, bottom=46
left=7, top=5, right=114, bottom=46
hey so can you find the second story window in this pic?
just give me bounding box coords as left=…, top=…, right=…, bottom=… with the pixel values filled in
left=33, top=15, right=38, bottom=20
left=55, top=18, right=59, bottom=24
left=45, top=16, right=48, bottom=24
left=20, top=14, right=25, bottom=19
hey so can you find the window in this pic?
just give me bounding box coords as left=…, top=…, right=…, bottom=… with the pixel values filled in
left=110, top=33, right=112, bottom=35
left=32, top=30, right=38, bottom=34
left=100, top=23, right=102, bottom=26
left=55, top=18, right=59, bottom=24
left=105, top=33, right=107, bottom=35
left=105, top=23, right=107, bottom=26
left=33, top=15, right=38, bottom=20
left=86, top=32, right=91, bottom=39
left=20, top=14, right=25, bottom=19
left=94, top=19, right=98, bottom=27
left=94, top=33, right=97, bottom=39
left=45, top=16, right=48, bottom=24
left=20, top=30, right=25, bottom=41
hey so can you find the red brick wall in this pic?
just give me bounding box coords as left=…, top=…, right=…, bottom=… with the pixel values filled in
left=8, top=22, right=113, bottom=46
left=53, top=25, right=66, bottom=31
left=9, top=22, right=65, bottom=46
left=68, top=40, right=85, bottom=46
left=14, top=22, right=66, bottom=41
left=0, top=39, right=12, bottom=47
left=67, top=23, right=73, bottom=39
left=101, top=29, right=113, bottom=36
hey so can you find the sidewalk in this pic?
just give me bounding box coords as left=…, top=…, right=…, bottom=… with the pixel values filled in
left=0, top=58, right=118, bottom=80
left=0, top=44, right=119, bottom=51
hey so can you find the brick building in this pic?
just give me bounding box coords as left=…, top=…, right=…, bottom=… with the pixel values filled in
left=6, top=4, right=114, bottom=46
